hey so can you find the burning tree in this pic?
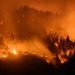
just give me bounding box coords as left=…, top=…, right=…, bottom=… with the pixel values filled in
left=45, top=32, right=75, bottom=64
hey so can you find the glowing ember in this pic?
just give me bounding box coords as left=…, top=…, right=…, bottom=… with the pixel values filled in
left=66, top=50, right=74, bottom=57
left=0, top=33, right=75, bottom=66
left=2, top=55, right=7, bottom=58
left=58, top=54, right=68, bottom=64
left=46, top=59, right=50, bottom=63
left=11, top=48, right=18, bottom=55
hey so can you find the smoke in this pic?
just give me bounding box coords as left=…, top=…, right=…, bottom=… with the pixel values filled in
left=0, top=0, right=75, bottom=65
left=0, top=0, right=75, bottom=39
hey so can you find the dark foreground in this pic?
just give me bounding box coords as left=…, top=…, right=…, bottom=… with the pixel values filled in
left=0, top=54, right=75, bottom=75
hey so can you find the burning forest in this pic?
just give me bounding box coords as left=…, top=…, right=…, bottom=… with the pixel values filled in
left=0, top=31, right=75, bottom=65
left=0, top=0, right=75, bottom=75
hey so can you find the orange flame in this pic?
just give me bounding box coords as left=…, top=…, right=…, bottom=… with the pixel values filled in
left=0, top=39, right=75, bottom=65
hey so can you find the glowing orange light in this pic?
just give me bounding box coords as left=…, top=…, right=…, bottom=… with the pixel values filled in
left=58, top=54, right=68, bottom=64
left=2, top=55, right=7, bottom=58
left=46, top=59, right=50, bottom=63
left=12, top=48, right=18, bottom=55
left=66, top=50, right=74, bottom=57
left=60, top=58, right=68, bottom=64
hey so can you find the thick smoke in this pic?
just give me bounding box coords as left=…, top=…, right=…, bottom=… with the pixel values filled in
left=0, top=0, right=75, bottom=65
left=0, top=0, right=75, bottom=40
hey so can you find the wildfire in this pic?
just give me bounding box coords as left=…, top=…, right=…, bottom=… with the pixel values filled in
left=0, top=44, right=74, bottom=65
left=58, top=53, right=68, bottom=64
left=0, top=34, right=75, bottom=66
left=0, top=54, right=7, bottom=59
left=66, top=49, right=74, bottom=57
left=2, top=55, right=7, bottom=58
left=11, top=48, right=18, bottom=55
left=0, top=46, right=18, bottom=60
left=57, top=49, right=75, bottom=64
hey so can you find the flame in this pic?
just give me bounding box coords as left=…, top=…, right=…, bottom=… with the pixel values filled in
left=0, top=42, right=74, bottom=65
left=2, top=55, right=7, bottom=58
left=58, top=53, right=68, bottom=64
left=11, top=48, right=18, bottom=55
left=58, top=49, right=75, bottom=64
left=58, top=54, right=68, bottom=64
left=0, top=39, right=55, bottom=64
left=0, top=36, right=74, bottom=65
left=66, top=49, right=74, bottom=57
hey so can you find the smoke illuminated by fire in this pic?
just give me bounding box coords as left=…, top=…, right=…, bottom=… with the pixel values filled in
left=0, top=39, right=55, bottom=63
left=0, top=0, right=75, bottom=67
left=0, top=37, right=74, bottom=65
